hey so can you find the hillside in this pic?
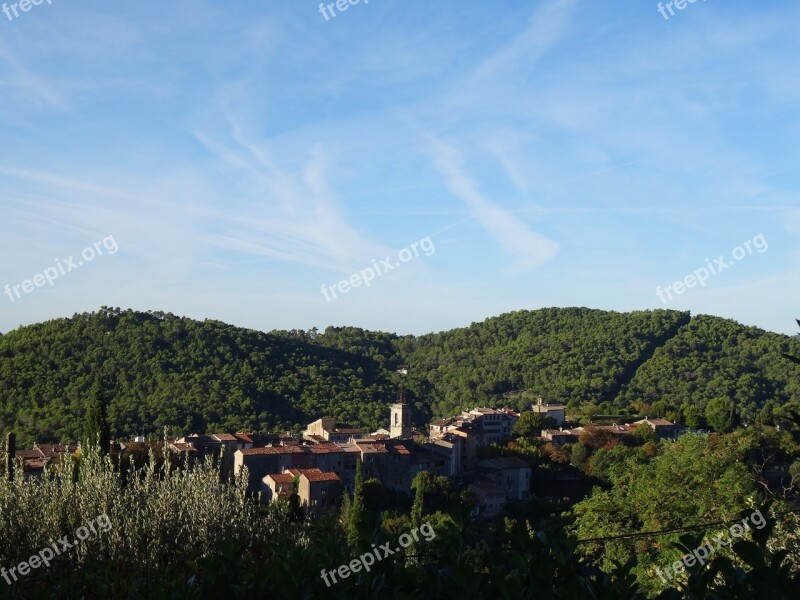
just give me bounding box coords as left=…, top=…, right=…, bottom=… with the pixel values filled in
left=1, top=306, right=799, bottom=446
left=617, top=314, right=800, bottom=423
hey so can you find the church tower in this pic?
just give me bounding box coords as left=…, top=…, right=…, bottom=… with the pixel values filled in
left=390, top=389, right=412, bottom=439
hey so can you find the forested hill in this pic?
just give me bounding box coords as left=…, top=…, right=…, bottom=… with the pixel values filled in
left=1, top=307, right=799, bottom=446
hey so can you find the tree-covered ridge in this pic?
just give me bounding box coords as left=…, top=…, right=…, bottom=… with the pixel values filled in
left=0, top=308, right=399, bottom=446
left=617, top=314, right=800, bottom=425
left=399, top=307, right=691, bottom=417
left=2, top=306, right=800, bottom=447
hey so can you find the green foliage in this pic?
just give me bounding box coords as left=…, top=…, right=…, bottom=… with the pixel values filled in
left=618, top=315, right=800, bottom=425
left=83, top=380, right=110, bottom=455
left=399, top=307, right=691, bottom=417
left=513, top=411, right=557, bottom=438
left=347, top=457, right=365, bottom=550
left=0, top=442, right=795, bottom=597
left=571, top=433, right=769, bottom=593
left=706, top=396, right=737, bottom=433
left=0, top=308, right=401, bottom=446
left=3, top=307, right=800, bottom=448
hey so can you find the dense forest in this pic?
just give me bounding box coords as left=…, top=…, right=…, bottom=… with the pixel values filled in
left=1, top=306, right=799, bottom=446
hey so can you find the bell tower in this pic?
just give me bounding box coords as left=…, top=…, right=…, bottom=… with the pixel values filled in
left=390, top=389, right=412, bottom=439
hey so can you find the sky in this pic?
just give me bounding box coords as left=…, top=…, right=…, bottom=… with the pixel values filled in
left=1, top=0, right=799, bottom=337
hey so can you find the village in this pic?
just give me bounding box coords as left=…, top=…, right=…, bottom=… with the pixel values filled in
left=11, top=398, right=685, bottom=519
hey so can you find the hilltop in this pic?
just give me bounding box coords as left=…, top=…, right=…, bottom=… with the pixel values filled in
left=1, top=306, right=798, bottom=445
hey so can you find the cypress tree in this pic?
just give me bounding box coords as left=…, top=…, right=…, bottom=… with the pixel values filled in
left=84, top=380, right=110, bottom=455
left=5, top=431, right=15, bottom=482
left=408, top=471, right=429, bottom=565
left=347, top=458, right=365, bottom=549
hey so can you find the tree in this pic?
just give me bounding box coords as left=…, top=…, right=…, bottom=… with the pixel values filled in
left=681, top=403, right=705, bottom=429
left=571, top=442, right=588, bottom=469
left=705, top=397, right=736, bottom=433
left=83, top=381, right=110, bottom=455
left=347, top=458, right=365, bottom=549
left=513, top=412, right=557, bottom=438
left=629, top=423, right=656, bottom=445
left=363, top=478, right=394, bottom=512
left=408, top=471, right=430, bottom=566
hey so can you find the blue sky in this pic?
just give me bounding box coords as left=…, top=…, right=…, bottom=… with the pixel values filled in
left=1, top=0, right=799, bottom=336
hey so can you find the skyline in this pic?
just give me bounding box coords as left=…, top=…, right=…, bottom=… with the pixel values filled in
left=2, top=0, right=800, bottom=336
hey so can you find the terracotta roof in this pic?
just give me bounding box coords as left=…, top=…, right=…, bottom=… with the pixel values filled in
left=235, top=433, right=254, bottom=443
left=16, top=449, right=43, bottom=459
left=265, top=473, right=295, bottom=484
left=306, top=443, right=343, bottom=454
left=357, top=442, right=388, bottom=454
left=213, top=433, right=239, bottom=442
left=300, top=470, right=340, bottom=483
left=240, top=446, right=304, bottom=456
left=170, top=443, right=197, bottom=452
left=35, top=444, right=77, bottom=458
left=388, top=445, right=410, bottom=455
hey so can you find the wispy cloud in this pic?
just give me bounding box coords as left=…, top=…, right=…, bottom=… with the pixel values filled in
left=193, top=123, right=389, bottom=272
left=427, top=136, right=560, bottom=273
left=472, top=0, right=578, bottom=80
left=0, top=39, right=66, bottom=109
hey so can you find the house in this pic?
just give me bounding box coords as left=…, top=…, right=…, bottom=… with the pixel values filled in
left=235, top=445, right=308, bottom=493
left=303, top=418, right=363, bottom=443
left=469, top=479, right=507, bottom=517
left=632, top=418, right=684, bottom=440
left=261, top=472, right=296, bottom=504
left=430, top=417, right=456, bottom=438
left=477, top=457, right=532, bottom=500
left=410, top=445, right=449, bottom=480
left=465, top=408, right=519, bottom=444
left=531, top=399, right=566, bottom=426
left=541, top=429, right=579, bottom=445
left=430, top=433, right=462, bottom=477
left=429, top=407, right=519, bottom=449
left=169, top=442, right=198, bottom=467
left=295, top=468, right=342, bottom=516
left=14, top=443, right=78, bottom=479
